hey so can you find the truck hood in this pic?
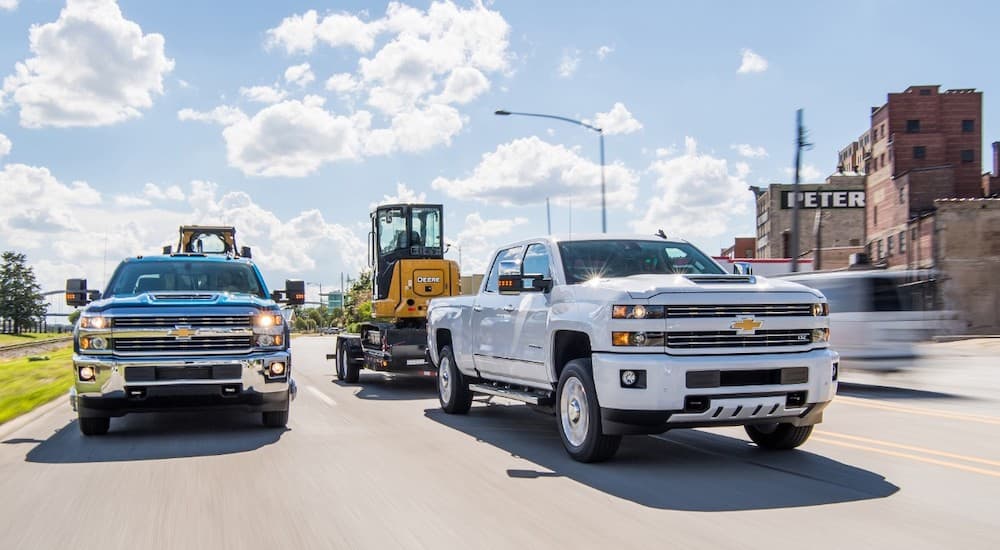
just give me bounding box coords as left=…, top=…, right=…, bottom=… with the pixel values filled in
left=84, top=292, right=277, bottom=314
left=580, top=274, right=823, bottom=300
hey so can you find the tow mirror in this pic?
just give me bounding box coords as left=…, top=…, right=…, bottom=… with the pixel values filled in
left=498, top=274, right=551, bottom=294
left=162, top=245, right=172, bottom=255
left=284, top=280, right=306, bottom=305
left=66, top=279, right=90, bottom=307
left=240, top=246, right=252, bottom=259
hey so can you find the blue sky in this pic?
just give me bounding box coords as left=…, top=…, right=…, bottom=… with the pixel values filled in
left=1, top=0, right=998, bottom=307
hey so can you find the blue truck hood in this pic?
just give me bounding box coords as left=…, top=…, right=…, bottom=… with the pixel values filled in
left=84, top=292, right=278, bottom=315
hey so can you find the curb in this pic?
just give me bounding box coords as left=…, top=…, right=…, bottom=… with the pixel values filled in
left=932, top=335, right=1000, bottom=343
left=0, top=394, right=67, bottom=440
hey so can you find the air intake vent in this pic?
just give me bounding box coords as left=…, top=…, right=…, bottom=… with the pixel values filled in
left=684, top=275, right=756, bottom=284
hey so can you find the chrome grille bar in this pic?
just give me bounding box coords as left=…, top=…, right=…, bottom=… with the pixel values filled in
left=665, top=304, right=813, bottom=318
left=112, top=316, right=253, bottom=328
left=667, top=330, right=812, bottom=349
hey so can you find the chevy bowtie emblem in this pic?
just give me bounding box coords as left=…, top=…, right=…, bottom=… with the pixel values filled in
left=169, top=325, right=195, bottom=339
left=730, top=317, right=763, bottom=333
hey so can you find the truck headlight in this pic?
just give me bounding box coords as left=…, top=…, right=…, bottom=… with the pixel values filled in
left=79, top=315, right=107, bottom=329
left=811, top=303, right=830, bottom=316
left=255, top=334, right=283, bottom=347
left=79, top=336, right=110, bottom=351
left=612, top=305, right=665, bottom=319
left=811, top=328, right=830, bottom=343
left=255, top=312, right=283, bottom=327
left=78, top=366, right=96, bottom=382
left=612, top=331, right=665, bottom=346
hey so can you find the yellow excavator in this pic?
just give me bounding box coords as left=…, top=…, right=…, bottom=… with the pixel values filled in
left=330, top=203, right=460, bottom=382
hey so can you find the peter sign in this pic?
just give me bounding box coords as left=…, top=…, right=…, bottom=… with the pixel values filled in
left=781, top=190, right=865, bottom=209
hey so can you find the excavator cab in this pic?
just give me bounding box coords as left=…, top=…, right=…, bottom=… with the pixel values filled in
left=369, top=204, right=456, bottom=321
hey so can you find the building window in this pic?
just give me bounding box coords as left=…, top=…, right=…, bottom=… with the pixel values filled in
left=887, top=235, right=894, bottom=256
left=919, top=88, right=931, bottom=96
left=912, top=227, right=918, bottom=241
left=881, top=153, right=886, bottom=166
left=961, top=149, right=974, bottom=163
left=962, top=119, right=975, bottom=132
left=913, top=146, right=926, bottom=159
left=873, top=206, right=878, bottom=226
left=899, top=231, right=906, bottom=254
left=906, top=119, right=920, bottom=133
left=898, top=186, right=905, bottom=204
left=850, top=238, right=861, bottom=246
left=877, top=239, right=884, bottom=260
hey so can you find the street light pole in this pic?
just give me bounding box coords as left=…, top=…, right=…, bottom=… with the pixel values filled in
left=495, top=109, right=607, bottom=233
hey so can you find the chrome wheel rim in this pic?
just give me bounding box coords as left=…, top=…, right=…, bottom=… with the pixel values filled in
left=439, top=356, right=453, bottom=403
left=560, top=377, right=589, bottom=447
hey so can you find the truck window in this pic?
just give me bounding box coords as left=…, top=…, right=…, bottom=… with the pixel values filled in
left=484, top=246, right=523, bottom=293
left=558, top=240, right=724, bottom=284
left=378, top=207, right=408, bottom=255
left=107, top=261, right=266, bottom=298
left=522, top=243, right=551, bottom=279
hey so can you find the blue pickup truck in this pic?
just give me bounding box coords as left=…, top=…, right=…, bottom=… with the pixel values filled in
left=65, top=228, right=305, bottom=435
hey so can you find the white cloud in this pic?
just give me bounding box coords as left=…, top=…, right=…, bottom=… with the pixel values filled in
left=558, top=49, right=580, bottom=78
left=1, top=0, right=19, bottom=11
left=325, top=73, right=361, bottom=93
left=431, top=136, right=638, bottom=209
left=0, top=133, right=11, bottom=158
left=371, top=182, right=427, bottom=208
left=184, top=1, right=510, bottom=177
left=453, top=212, right=528, bottom=274
left=0, top=164, right=102, bottom=241
left=1, top=0, right=174, bottom=128
left=588, top=102, right=642, bottom=135
left=596, top=45, right=613, bottom=60
left=784, top=163, right=824, bottom=181
left=178, top=105, right=247, bottom=126
left=631, top=137, right=753, bottom=245
left=284, top=63, right=315, bottom=87
left=737, top=48, right=768, bottom=74
left=731, top=143, right=768, bottom=158
left=220, top=98, right=370, bottom=177
left=655, top=146, right=677, bottom=157
left=239, top=85, right=287, bottom=104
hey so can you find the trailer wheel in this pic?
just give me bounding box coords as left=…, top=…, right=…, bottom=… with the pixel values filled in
left=337, top=339, right=360, bottom=383
left=438, top=346, right=472, bottom=414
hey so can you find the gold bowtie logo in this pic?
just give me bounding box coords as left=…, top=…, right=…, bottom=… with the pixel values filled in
left=169, top=326, right=195, bottom=339
left=730, top=317, right=763, bottom=333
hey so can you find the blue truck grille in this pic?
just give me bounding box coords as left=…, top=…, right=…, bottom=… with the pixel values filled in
left=113, top=336, right=252, bottom=354
left=112, top=316, right=253, bottom=328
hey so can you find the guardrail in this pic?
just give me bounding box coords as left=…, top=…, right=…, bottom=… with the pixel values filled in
left=0, top=337, right=74, bottom=355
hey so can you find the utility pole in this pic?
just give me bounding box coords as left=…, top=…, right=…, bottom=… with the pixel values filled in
left=789, top=109, right=812, bottom=272
left=546, top=197, right=551, bottom=235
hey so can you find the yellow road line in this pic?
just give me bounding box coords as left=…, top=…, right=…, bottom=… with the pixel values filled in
left=810, top=436, right=1000, bottom=478
left=817, top=430, right=1000, bottom=468
left=834, top=395, right=1000, bottom=426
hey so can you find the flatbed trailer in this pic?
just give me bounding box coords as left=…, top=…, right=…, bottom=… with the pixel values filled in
left=328, top=324, right=434, bottom=383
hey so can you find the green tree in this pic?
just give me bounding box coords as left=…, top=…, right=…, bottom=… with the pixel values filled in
left=68, top=310, right=81, bottom=325
left=0, top=251, right=48, bottom=334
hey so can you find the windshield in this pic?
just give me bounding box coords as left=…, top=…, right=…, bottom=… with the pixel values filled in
left=558, top=240, right=725, bottom=284
left=106, top=261, right=266, bottom=298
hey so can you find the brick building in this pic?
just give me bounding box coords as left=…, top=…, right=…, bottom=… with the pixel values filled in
left=838, top=85, right=984, bottom=268
left=720, top=237, right=757, bottom=259
left=983, top=142, right=1000, bottom=197
left=750, top=174, right=866, bottom=268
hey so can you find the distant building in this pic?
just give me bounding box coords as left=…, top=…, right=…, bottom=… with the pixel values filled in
left=750, top=174, right=866, bottom=269
left=837, top=85, right=984, bottom=268
left=983, top=142, right=1000, bottom=197
left=720, top=237, right=756, bottom=259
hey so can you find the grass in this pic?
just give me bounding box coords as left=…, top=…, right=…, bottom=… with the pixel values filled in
left=0, top=346, right=74, bottom=425
left=0, top=332, right=70, bottom=348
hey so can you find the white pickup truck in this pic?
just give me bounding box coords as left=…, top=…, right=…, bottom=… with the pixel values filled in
left=427, top=235, right=838, bottom=462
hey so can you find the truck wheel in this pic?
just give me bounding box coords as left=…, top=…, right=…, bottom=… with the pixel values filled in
left=745, top=423, right=813, bottom=450
left=556, top=359, right=622, bottom=463
left=438, top=346, right=472, bottom=414
left=79, top=416, right=110, bottom=436
left=337, top=340, right=360, bottom=383
left=262, top=409, right=289, bottom=428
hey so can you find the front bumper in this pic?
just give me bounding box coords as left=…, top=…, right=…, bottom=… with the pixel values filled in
left=591, top=348, right=838, bottom=434
left=70, top=351, right=293, bottom=418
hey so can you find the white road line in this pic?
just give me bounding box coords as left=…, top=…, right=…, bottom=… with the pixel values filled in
left=306, top=385, right=337, bottom=407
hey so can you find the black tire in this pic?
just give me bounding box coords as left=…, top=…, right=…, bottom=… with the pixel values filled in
left=556, top=359, right=622, bottom=463
left=745, top=423, right=814, bottom=450
left=438, top=346, right=472, bottom=414
left=262, top=409, right=289, bottom=428
left=79, top=416, right=110, bottom=436
left=337, top=339, right=360, bottom=383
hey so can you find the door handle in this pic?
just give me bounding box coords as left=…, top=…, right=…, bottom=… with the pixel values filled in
left=473, top=305, right=483, bottom=312
left=503, top=304, right=516, bottom=312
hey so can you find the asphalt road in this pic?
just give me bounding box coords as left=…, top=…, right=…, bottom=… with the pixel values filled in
left=1, top=336, right=997, bottom=549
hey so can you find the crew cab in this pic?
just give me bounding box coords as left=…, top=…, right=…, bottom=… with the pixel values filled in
left=427, top=235, right=838, bottom=462
left=65, top=253, right=305, bottom=435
